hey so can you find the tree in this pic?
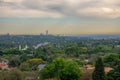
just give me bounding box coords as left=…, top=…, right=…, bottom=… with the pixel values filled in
left=80, top=47, right=88, bottom=54
left=27, top=58, right=44, bottom=70
left=103, top=53, right=120, bottom=68
left=4, top=69, right=23, bottom=80
left=3, top=49, right=24, bottom=55
left=34, top=48, right=48, bottom=60
left=107, top=63, right=120, bottom=80
left=40, top=63, right=56, bottom=80
left=65, top=46, right=79, bottom=57
left=8, top=56, right=21, bottom=67
left=40, top=58, right=82, bottom=80
left=92, top=57, right=106, bottom=80
left=60, top=60, right=82, bottom=80
left=19, top=62, right=30, bottom=71
left=53, top=58, right=66, bottom=80
left=20, top=53, right=29, bottom=62
left=40, top=58, right=65, bottom=80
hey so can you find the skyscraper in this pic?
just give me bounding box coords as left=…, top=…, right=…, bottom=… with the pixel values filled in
left=46, top=30, right=48, bottom=35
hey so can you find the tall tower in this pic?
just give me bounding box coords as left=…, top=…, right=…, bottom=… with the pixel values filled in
left=19, top=45, right=21, bottom=50
left=46, top=30, right=48, bottom=35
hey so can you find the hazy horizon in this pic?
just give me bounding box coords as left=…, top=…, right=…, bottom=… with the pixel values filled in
left=0, top=0, right=120, bottom=34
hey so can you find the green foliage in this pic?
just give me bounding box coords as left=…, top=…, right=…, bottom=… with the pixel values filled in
left=20, top=53, right=29, bottom=62
left=60, top=60, right=82, bottom=80
left=53, top=58, right=66, bottom=79
left=92, top=57, right=106, bottom=80
left=40, top=58, right=82, bottom=80
left=40, top=63, right=56, bottom=80
left=103, top=53, right=120, bottom=68
left=107, top=63, right=120, bottom=80
left=75, top=59, right=86, bottom=67
left=8, top=56, right=21, bottom=67
left=19, top=62, right=30, bottom=71
left=65, top=46, right=80, bottom=57
left=34, top=48, right=48, bottom=60
left=27, top=58, right=44, bottom=64
left=93, top=45, right=112, bottom=53
left=1, top=35, right=120, bottom=80
left=27, top=58, right=44, bottom=70
left=40, top=58, right=65, bottom=80
left=8, top=69, right=22, bottom=80
left=3, top=49, right=24, bottom=55
left=2, top=69, right=23, bottom=80
left=80, top=47, right=88, bottom=53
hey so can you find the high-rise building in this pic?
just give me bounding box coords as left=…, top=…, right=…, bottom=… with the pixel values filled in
left=6, top=33, right=10, bottom=36
left=19, top=45, right=21, bottom=50
left=46, top=30, right=48, bottom=35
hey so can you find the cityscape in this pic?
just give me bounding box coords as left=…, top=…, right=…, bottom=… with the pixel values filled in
left=0, top=0, right=120, bottom=80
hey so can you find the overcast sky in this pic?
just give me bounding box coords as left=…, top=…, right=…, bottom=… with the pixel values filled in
left=0, top=0, right=120, bottom=34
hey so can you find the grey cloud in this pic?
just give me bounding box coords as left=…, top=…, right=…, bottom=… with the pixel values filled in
left=0, top=0, right=23, bottom=10
left=0, top=0, right=120, bottom=18
left=0, top=1, right=14, bottom=6
left=21, top=0, right=65, bottom=12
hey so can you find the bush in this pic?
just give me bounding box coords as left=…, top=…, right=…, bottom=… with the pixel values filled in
left=8, top=56, right=21, bottom=67
left=27, top=58, right=44, bottom=70
left=8, top=69, right=22, bottom=80
left=19, top=62, right=30, bottom=71
left=3, top=69, right=23, bottom=80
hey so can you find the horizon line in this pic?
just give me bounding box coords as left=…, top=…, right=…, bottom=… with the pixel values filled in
left=0, top=33, right=120, bottom=36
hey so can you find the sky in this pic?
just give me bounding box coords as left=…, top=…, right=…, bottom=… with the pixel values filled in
left=0, top=0, right=120, bottom=35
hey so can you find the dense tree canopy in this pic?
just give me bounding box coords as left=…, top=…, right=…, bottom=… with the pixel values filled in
left=8, top=56, right=21, bottom=67
left=107, top=63, right=120, bottom=80
left=92, top=57, right=106, bottom=80
left=103, top=53, right=120, bottom=68
left=1, top=69, right=23, bottom=80
left=60, top=60, right=82, bottom=80
left=3, top=49, right=24, bottom=55
left=40, top=58, right=82, bottom=80
left=0, top=35, right=120, bottom=80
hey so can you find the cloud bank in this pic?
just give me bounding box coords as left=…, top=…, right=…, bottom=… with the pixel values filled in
left=0, top=0, right=120, bottom=18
